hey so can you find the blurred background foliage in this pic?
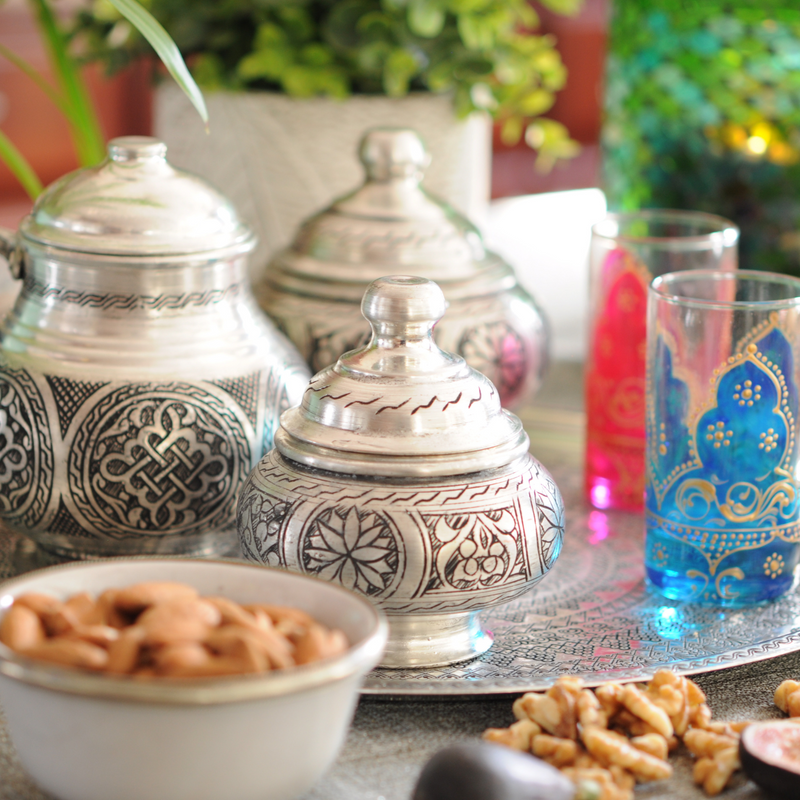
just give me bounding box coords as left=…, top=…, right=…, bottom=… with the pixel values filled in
left=73, top=0, right=584, bottom=170
left=604, top=0, right=800, bottom=275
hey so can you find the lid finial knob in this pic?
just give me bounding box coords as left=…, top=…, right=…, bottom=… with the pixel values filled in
left=361, top=276, right=446, bottom=339
left=359, top=129, right=431, bottom=182
left=108, top=136, right=168, bottom=164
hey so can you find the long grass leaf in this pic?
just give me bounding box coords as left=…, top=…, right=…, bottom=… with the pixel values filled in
left=0, top=42, right=72, bottom=118
left=107, top=0, right=209, bottom=128
left=0, top=130, right=44, bottom=199
left=28, top=0, right=106, bottom=166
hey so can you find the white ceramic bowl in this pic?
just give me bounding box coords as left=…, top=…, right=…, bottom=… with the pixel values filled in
left=0, top=558, right=387, bottom=800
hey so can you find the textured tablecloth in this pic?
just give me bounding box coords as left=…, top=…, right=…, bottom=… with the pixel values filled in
left=2, top=364, right=798, bottom=800
left=3, top=652, right=799, bottom=800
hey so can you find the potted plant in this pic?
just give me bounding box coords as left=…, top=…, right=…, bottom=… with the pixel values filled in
left=73, top=0, right=583, bottom=277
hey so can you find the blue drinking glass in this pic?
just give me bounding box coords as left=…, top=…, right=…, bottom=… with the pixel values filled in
left=645, top=270, right=800, bottom=606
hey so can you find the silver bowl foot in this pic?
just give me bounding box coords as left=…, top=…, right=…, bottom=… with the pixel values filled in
left=379, top=611, right=493, bottom=668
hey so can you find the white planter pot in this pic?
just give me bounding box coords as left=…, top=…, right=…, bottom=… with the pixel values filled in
left=154, top=86, right=491, bottom=281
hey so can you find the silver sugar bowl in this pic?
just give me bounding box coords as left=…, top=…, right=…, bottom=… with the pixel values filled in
left=238, top=276, right=564, bottom=667
left=0, top=136, right=310, bottom=559
left=254, top=128, right=549, bottom=410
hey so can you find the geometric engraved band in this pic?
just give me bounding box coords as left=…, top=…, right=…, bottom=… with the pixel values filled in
left=24, top=277, right=242, bottom=312
left=0, top=367, right=54, bottom=529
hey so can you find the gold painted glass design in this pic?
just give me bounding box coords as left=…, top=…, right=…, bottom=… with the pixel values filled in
left=645, top=271, right=800, bottom=606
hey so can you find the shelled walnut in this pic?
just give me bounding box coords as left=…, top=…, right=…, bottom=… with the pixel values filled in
left=774, top=679, right=800, bottom=717
left=484, top=670, right=756, bottom=798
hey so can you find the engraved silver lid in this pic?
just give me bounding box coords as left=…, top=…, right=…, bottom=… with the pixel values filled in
left=269, top=128, right=513, bottom=291
left=275, top=276, right=530, bottom=477
left=20, top=136, right=255, bottom=257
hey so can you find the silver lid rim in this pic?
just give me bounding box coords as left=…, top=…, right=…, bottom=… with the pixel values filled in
left=19, top=226, right=257, bottom=261
left=274, top=425, right=532, bottom=477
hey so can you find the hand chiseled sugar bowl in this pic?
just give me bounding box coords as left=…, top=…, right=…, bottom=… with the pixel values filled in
left=254, top=128, right=548, bottom=410
left=238, top=276, right=564, bottom=667
left=0, top=136, right=309, bottom=559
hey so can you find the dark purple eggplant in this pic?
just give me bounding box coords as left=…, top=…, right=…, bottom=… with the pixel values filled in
left=740, top=720, right=800, bottom=798
left=411, top=741, right=592, bottom=800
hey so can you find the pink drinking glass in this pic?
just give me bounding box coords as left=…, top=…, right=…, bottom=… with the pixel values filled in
left=585, top=210, right=739, bottom=511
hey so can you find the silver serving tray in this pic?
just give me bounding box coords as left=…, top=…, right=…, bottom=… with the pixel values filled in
left=362, top=461, right=800, bottom=695
left=3, top=412, right=799, bottom=697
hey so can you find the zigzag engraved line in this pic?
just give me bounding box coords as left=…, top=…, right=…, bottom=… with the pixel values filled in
left=320, top=492, right=374, bottom=503
left=439, top=485, right=470, bottom=505
left=442, top=392, right=463, bottom=411
left=411, top=396, right=439, bottom=415
left=320, top=393, right=351, bottom=401
left=290, top=483, right=323, bottom=493
left=413, top=492, right=445, bottom=506
left=468, top=484, right=491, bottom=500
left=376, top=399, right=410, bottom=415
left=344, top=396, right=382, bottom=408
left=468, top=389, right=482, bottom=408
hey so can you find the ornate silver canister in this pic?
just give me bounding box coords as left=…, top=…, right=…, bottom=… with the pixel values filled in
left=238, top=276, right=564, bottom=667
left=254, top=128, right=548, bottom=410
left=0, top=136, right=309, bottom=559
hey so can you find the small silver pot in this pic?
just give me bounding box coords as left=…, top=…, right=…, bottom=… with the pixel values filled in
left=238, top=276, right=564, bottom=667
left=254, top=128, right=549, bottom=409
left=0, top=137, right=309, bottom=559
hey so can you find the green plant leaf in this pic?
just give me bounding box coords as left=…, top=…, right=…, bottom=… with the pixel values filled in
left=457, top=14, right=495, bottom=50
left=276, top=6, right=315, bottom=43
left=238, top=48, right=292, bottom=81
left=518, top=88, right=554, bottom=115
left=408, top=0, right=446, bottom=38
left=301, top=43, right=335, bottom=68
left=282, top=64, right=319, bottom=97
left=30, top=0, right=106, bottom=166
left=106, top=0, right=208, bottom=127
left=446, top=0, right=492, bottom=13
left=539, top=0, right=584, bottom=15
left=0, top=129, right=44, bottom=200
left=383, top=48, right=418, bottom=96
left=254, top=23, right=289, bottom=50
left=0, top=42, right=72, bottom=119
left=500, top=115, right=523, bottom=145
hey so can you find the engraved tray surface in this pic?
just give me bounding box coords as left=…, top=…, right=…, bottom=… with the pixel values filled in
left=363, top=462, right=800, bottom=694
left=2, top=424, right=800, bottom=697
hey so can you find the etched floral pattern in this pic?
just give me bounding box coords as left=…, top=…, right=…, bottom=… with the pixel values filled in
left=536, top=477, right=565, bottom=571
left=433, top=508, right=521, bottom=591
left=303, top=507, right=399, bottom=596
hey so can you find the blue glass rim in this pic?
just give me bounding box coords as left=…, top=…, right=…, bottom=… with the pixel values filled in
left=650, top=269, right=800, bottom=311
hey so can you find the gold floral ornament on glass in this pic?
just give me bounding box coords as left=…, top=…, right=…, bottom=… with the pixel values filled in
left=585, top=211, right=739, bottom=512
left=645, top=269, right=800, bottom=606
